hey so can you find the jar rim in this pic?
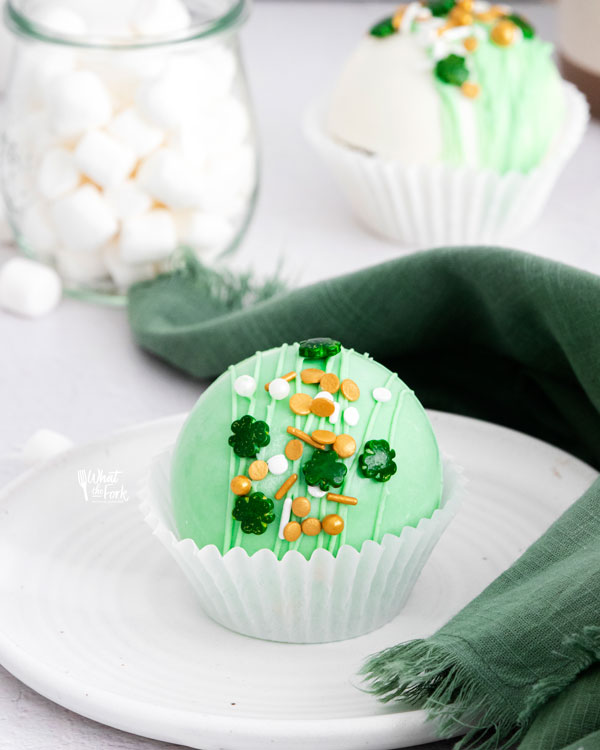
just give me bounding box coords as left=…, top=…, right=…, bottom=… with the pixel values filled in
left=4, top=0, right=249, bottom=49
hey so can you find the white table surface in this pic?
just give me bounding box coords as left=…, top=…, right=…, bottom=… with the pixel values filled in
left=0, top=2, right=598, bottom=749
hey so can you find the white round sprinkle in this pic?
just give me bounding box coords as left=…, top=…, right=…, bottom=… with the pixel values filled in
left=343, top=406, right=360, bottom=427
left=373, top=387, right=392, bottom=403
left=267, top=454, right=288, bottom=476
left=315, top=391, right=334, bottom=402
left=234, top=374, right=256, bottom=399
left=308, top=485, right=327, bottom=498
left=278, top=496, right=293, bottom=540
left=268, top=378, right=291, bottom=401
left=329, top=402, right=341, bottom=425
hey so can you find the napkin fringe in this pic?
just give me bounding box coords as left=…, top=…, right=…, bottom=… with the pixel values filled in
left=362, top=628, right=600, bottom=749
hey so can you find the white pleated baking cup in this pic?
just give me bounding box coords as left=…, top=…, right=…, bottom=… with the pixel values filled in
left=139, top=450, right=465, bottom=644
left=304, top=82, right=588, bottom=247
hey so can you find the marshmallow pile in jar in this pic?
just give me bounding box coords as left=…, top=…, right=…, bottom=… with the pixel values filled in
left=0, top=0, right=257, bottom=298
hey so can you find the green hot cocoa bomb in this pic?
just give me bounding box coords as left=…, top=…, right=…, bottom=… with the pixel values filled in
left=171, top=340, right=443, bottom=560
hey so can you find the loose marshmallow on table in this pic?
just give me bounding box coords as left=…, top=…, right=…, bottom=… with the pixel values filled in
left=75, top=130, right=137, bottom=189
left=104, top=180, right=152, bottom=220
left=137, top=148, right=202, bottom=208
left=0, top=257, right=62, bottom=318
left=107, top=108, right=164, bottom=159
left=22, top=429, right=74, bottom=466
left=47, top=70, right=112, bottom=138
left=51, top=185, right=118, bottom=252
left=37, top=147, right=80, bottom=200
left=131, top=0, right=192, bottom=36
left=119, top=209, right=177, bottom=263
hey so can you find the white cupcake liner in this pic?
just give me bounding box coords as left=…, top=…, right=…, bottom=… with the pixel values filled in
left=139, top=450, right=465, bottom=644
left=304, top=82, right=589, bottom=246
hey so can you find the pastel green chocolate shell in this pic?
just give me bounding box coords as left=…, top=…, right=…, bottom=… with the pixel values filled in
left=171, top=343, right=443, bottom=560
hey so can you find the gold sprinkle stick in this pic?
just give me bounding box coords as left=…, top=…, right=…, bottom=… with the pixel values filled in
left=326, top=492, right=358, bottom=506
left=275, top=473, right=298, bottom=501
left=286, top=426, right=325, bottom=450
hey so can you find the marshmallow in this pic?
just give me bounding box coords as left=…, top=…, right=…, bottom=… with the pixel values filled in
left=137, top=149, right=202, bottom=208
left=373, top=387, right=392, bottom=403
left=37, top=147, right=80, bottom=200
left=74, top=130, right=137, bottom=189
left=131, top=0, right=191, bottom=36
left=343, top=406, right=360, bottom=426
left=104, top=180, right=152, bottom=220
left=47, top=70, right=112, bottom=138
left=267, top=454, right=288, bottom=476
left=0, top=257, right=62, bottom=318
left=119, top=209, right=177, bottom=263
left=268, top=378, right=290, bottom=401
left=103, top=244, right=154, bottom=289
left=108, top=108, right=163, bottom=159
left=51, top=185, right=118, bottom=252
left=22, top=429, right=73, bottom=465
left=29, top=5, right=87, bottom=35
left=136, top=66, right=194, bottom=130
left=20, top=204, right=58, bottom=256
left=55, top=248, right=107, bottom=284
left=234, top=374, right=256, bottom=399
left=176, top=211, right=234, bottom=254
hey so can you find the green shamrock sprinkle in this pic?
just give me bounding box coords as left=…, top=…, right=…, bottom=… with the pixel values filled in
left=507, top=13, right=535, bottom=39
left=435, top=54, right=469, bottom=86
left=359, top=439, right=397, bottom=483
left=298, top=337, right=342, bottom=360
left=426, top=0, right=456, bottom=17
left=302, top=449, right=347, bottom=492
left=232, top=492, right=275, bottom=535
left=369, top=17, right=396, bottom=38
left=228, top=415, right=270, bottom=458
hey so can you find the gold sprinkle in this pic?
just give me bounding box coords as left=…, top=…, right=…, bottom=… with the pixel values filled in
left=333, top=434, right=356, bottom=458
left=311, top=397, right=335, bottom=418
left=391, top=5, right=405, bottom=31
left=301, top=517, right=322, bottom=536
left=289, top=392, right=313, bottom=415
left=275, top=473, right=298, bottom=501
left=283, top=521, right=302, bottom=542
left=491, top=19, right=516, bottom=46
left=461, top=81, right=480, bottom=99
left=248, top=460, right=268, bottom=481
left=230, top=475, right=252, bottom=496
left=312, top=429, right=336, bottom=445
left=326, top=492, right=358, bottom=506
left=322, top=514, right=344, bottom=536
left=292, top=496, right=311, bottom=517
left=285, top=439, right=304, bottom=461
left=340, top=379, right=360, bottom=402
left=301, top=368, right=325, bottom=384
left=264, top=371, right=296, bottom=392
left=464, top=36, right=478, bottom=52
left=287, top=426, right=325, bottom=450
left=320, top=373, right=340, bottom=394
left=449, top=7, right=473, bottom=25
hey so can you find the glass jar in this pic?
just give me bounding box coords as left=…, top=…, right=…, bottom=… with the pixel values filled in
left=0, top=0, right=258, bottom=302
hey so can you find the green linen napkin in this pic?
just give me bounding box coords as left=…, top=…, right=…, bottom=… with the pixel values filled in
left=128, top=247, right=600, bottom=749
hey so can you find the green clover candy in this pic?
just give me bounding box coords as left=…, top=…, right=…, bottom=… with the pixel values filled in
left=232, top=492, right=275, bottom=535
left=228, top=415, right=270, bottom=458
left=359, top=439, right=397, bottom=483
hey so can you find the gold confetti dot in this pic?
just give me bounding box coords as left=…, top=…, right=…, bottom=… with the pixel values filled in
left=463, top=36, right=478, bottom=52
left=230, top=475, right=252, bottom=496
left=285, top=439, right=304, bottom=461
left=248, top=460, right=268, bottom=481
left=333, top=434, right=356, bottom=458
left=289, top=392, right=313, bottom=415
left=292, top=496, right=311, bottom=517
left=312, top=429, right=336, bottom=445
left=461, top=81, right=480, bottom=99
left=301, top=517, right=322, bottom=536
left=284, top=521, right=302, bottom=542
left=311, top=397, right=335, bottom=418
left=300, top=368, right=324, bottom=384
left=322, top=514, right=344, bottom=536
left=320, top=373, right=340, bottom=394
left=491, top=19, right=516, bottom=46
left=340, top=379, right=360, bottom=401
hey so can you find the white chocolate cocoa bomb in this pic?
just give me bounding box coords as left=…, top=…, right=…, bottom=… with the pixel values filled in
left=5, top=0, right=257, bottom=289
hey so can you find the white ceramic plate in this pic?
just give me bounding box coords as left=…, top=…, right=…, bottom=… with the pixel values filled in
left=0, top=412, right=596, bottom=750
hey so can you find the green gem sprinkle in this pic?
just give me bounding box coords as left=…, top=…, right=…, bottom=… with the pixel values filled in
left=369, top=17, right=396, bottom=38
left=302, top=449, right=347, bottom=492
left=435, top=54, right=469, bottom=86
left=298, top=337, right=342, bottom=360
left=232, top=492, right=275, bottom=535
left=506, top=13, right=535, bottom=39
left=228, top=414, right=270, bottom=458
left=359, top=439, right=397, bottom=483
left=426, top=0, right=456, bottom=17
